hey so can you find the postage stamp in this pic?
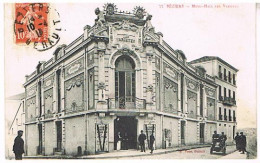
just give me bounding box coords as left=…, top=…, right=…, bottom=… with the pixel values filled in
left=14, top=3, right=62, bottom=51
left=14, top=3, right=49, bottom=44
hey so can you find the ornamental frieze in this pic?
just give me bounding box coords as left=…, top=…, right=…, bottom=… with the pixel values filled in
left=186, top=78, right=199, bottom=91
left=163, top=62, right=178, bottom=81
left=44, top=88, right=53, bottom=99
left=44, top=74, right=54, bottom=89
left=205, top=87, right=216, bottom=98
left=26, top=84, right=37, bottom=98
left=26, top=96, right=36, bottom=107
left=65, top=74, right=84, bottom=91
left=64, top=57, right=84, bottom=80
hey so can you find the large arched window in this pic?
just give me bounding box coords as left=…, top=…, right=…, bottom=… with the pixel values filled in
left=115, top=55, right=135, bottom=109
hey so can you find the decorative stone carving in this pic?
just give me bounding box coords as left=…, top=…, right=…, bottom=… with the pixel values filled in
left=146, top=84, right=153, bottom=92
left=133, top=6, right=146, bottom=19
left=26, top=84, right=37, bottom=98
left=205, top=87, right=216, bottom=97
left=104, top=3, right=117, bottom=15
left=163, top=62, right=178, bottom=81
left=186, top=78, right=199, bottom=91
left=97, top=82, right=106, bottom=90
left=95, top=8, right=106, bottom=27
left=144, top=14, right=154, bottom=33
left=64, top=57, right=84, bottom=80
left=113, top=20, right=138, bottom=32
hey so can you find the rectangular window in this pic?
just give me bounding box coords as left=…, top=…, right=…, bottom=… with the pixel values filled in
left=218, top=86, right=222, bottom=100
left=229, top=89, right=231, bottom=98
left=224, top=68, right=227, bottom=81
left=233, top=74, right=236, bottom=85
left=224, top=108, right=227, bottom=120
left=57, top=69, right=61, bottom=113
left=228, top=71, right=231, bottom=83
left=233, top=91, right=236, bottom=100
left=181, top=73, right=184, bottom=113
left=219, top=107, right=222, bottom=115
left=224, top=87, right=226, bottom=98
left=38, top=81, right=42, bottom=116
left=200, top=84, right=203, bottom=116
left=218, top=65, right=222, bottom=78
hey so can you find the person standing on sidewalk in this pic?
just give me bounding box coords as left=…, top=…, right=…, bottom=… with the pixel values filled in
left=240, top=132, right=247, bottom=154
left=150, top=133, right=155, bottom=154
left=138, top=130, right=146, bottom=152
left=13, top=130, right=24, bottom=160
left=234, top=132, right=241, bottom=151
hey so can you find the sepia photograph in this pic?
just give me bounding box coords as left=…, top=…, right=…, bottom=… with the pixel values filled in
left=3, top=1, right=258, bottom=161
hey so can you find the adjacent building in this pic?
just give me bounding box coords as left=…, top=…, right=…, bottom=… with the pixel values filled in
left=23, top=4, right=238, bottom=156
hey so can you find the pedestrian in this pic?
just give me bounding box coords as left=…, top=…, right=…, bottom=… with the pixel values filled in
left=138, top=130, right=146, bottom=152
left=150, top=133, right=155, bottom=154
left=13, top=130, right=24, bottom=160
left=234, top=132, right=241, bottom=151
left=116, top=132, right=122, bottom=150
left=212, top=131, right=219, bottom=148
left=219, top=132, right=227, bottom=148
left=240, top=132, right=247, bottom=154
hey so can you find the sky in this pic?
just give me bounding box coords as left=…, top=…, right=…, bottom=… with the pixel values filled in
left=4, top=3, right=257, bottom=129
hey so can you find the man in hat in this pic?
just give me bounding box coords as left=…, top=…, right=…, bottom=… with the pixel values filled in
left=234, top=132, right=241, bottom=151
left=13, top=130, right=24, bottom=160
left=138, top=130, right=146, bottom=152
left=240, top=132, right=247, bottom=154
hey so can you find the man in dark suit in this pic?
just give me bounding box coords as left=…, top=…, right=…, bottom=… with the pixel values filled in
left=150, top=133, right=155, bottom=154
left=13, top=130, right=24, bottom=160
left=138, top=130, right=146, bottom=152
left=234, top=132, right=241, bottom=151
left=240, top=132, right=247, bottom=154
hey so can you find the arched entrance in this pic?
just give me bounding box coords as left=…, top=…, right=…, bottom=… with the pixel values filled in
left=115, top=55, right=136, bottom=109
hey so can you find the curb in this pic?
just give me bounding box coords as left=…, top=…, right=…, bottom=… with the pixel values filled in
left=24, top=144, right=216, bottom=159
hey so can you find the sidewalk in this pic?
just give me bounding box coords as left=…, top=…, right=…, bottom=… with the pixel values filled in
left=24, top=144, right=213, bottom=159
left=219, top=151, right=248, bottom=159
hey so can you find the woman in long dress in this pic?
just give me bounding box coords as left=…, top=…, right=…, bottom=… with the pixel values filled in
left=117, top=132, right=122, bottom=150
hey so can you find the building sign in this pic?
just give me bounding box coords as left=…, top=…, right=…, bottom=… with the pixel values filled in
left=95, top=124, right=108, bottom=152
left=144, top=124, right=156, bottom=149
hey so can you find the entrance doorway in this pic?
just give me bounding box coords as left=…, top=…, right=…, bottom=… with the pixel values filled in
left=37, top=124, right=43, bottom=155
left=181, top=121, right=185, bottom=145
left=56, top=121, right=62, bottom=152
left=114, top=116, right=137, bottom=150
left=199, top=123, right=205, bottom=144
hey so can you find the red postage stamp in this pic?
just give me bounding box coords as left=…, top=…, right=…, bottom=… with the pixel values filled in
left=14, top=3, right=49, bottom=44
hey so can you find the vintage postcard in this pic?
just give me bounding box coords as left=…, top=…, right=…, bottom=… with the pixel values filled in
left=3, top=2, right=258, bottom=161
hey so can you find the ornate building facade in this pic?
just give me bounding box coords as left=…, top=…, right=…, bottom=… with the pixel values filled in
left=24, top=4, right=238, bottom=156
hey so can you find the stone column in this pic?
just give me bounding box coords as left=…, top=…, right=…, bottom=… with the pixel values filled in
left=145, top=45, right=154, bottom=110
left=96, top=41, right=107, bottom=111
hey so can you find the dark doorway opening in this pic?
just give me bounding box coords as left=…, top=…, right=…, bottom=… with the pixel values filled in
left=114, top=116, right=137, bottom=150
left=181, top=121, right=185, bottom=145
left=56, top=121, right=62, bottom=152
left=200, top=123, right=205, bottom=144
left=37, top=124, right=43, bottom=155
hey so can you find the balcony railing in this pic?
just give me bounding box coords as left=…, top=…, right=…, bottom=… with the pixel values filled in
left=233, top=80, right=236, bottom=85
left=228, top=77, right=232, bottom=83
left=219, top=114, right=223, bottom=120
left=224, top=115, right=227, bottom=121
left=224, top=75, right=227, bottom=81
left=222, top=97, right=236, bottom=106
left=218, top=72, right=223, bottom=79
left=219, top=96, right=223, bottom=101
left=107, top=96, right=146, bottom=110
